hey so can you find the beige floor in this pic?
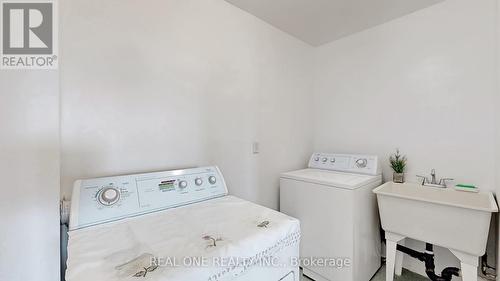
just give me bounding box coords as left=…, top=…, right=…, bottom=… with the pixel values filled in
left=299, top=265, right=428, bottom=281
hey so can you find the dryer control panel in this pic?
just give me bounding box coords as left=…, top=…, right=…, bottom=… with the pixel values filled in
left=69, top=166, right=227, bottom=230
left=308, top=153, right=381, bottom=175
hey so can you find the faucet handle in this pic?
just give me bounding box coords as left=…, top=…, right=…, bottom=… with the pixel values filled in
left=416, top=175, right=427, bottom=185
left=439, top=178, right=454, bottom=186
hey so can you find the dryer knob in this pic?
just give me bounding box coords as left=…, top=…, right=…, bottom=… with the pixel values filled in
left=322, top=157, right=328, bottom=163
left=208, top=176, right=217, bottom=185
left=314, top=157, right=320, bottom=161
left=195, top=178, right=203, bottom=186
left=98, top=187, right=120, bottom=205
left=179, top=180, right=188, bottom=189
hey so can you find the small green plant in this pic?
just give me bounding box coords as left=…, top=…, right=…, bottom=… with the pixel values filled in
left=389, top=149, right=407, bottom=173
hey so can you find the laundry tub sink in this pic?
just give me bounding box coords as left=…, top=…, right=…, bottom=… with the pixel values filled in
left=373, top=182, right=498, bottom=281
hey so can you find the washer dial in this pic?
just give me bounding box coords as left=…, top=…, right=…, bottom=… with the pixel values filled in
left=355, top=158, right=368, bottom=168
left=98, top=187, right=120, bottom=206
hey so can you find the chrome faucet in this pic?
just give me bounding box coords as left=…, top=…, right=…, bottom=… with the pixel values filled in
left=417, top=169, right=453, bottom=188
left=430, top=169, right=437, bottom=185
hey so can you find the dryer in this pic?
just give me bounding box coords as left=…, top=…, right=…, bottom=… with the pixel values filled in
left=280, top=153, right=382, bottom=281
left=66, top=166, right=300, bottom=281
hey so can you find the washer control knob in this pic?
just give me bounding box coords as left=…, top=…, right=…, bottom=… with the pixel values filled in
left=98, top=187, right=120, bottom=205
left=356, top=158, right=368, bottom=168
left=330, top=158, right=336, bottom=163
left=179, top=180, right=188, bottom=189
left=195, top=178, right=203, bottom=186
left=208, top=176, right=217, bottom=185
left=314, top=157, right=320, bottom=161
left=322, top=157, right=328, bottom=163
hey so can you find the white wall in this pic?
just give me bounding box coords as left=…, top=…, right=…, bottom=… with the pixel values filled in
left=496, top=0, right=500, bottom=278
left=312, top=0, right=498, bottom=277
left=0, top=71, right=60, bottom=281
left=59, top=0, right=313, bottom=209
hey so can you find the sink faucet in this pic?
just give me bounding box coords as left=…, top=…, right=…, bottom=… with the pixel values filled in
left=417, top=169, right=453, bottom=188
left=430, top=169, right=437, bottom=185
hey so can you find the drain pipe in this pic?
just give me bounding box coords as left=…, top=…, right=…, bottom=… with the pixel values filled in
left=480, top=253, right=496, bottom=280
left=395, top=243, right=460, bottom=281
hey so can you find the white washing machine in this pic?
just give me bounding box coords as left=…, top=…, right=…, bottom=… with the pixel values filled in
left=66, top=166, right=300, bottom=281
left=280, top=153, right=382, bottom=281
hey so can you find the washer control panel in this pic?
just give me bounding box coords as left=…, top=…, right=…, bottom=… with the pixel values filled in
left=69, top=166, right=227, bottom=230
left=309, top=153, right=381, bottom=175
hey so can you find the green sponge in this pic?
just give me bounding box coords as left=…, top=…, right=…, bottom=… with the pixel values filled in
left=454, top=184, right=479, bottom=192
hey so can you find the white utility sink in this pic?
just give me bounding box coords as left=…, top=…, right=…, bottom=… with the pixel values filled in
left=373, top=182, right=498, bottom=281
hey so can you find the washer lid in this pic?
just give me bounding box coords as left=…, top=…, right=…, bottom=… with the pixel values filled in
left=280, top=168, right=381, bottom=189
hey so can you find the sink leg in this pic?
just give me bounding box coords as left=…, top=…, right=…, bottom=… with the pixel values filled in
left=460, top=262, right=477, bottom=281
left=385, top=232, right=405, bottom=281
left=395, top=238, right=405, bottom=276
left=386, top=240, right=397, bottom=281
left=449, top=249, right=478, bottom=281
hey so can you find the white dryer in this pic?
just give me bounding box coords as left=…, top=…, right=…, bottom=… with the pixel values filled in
left=66, top=166, right=300, bottom=281
left=280, top=153, right=382, bottom=281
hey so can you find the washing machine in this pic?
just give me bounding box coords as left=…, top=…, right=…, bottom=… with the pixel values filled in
left=66, top=166, right=300, bottom=281
left=280, top=153, right=382, bottom=281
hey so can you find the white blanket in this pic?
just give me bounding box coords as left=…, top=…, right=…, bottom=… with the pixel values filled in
left=66, top=196, right=300, bottom=281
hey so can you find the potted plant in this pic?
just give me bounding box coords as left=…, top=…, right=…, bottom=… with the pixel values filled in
left=390, top=149, right=407, bottom=183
